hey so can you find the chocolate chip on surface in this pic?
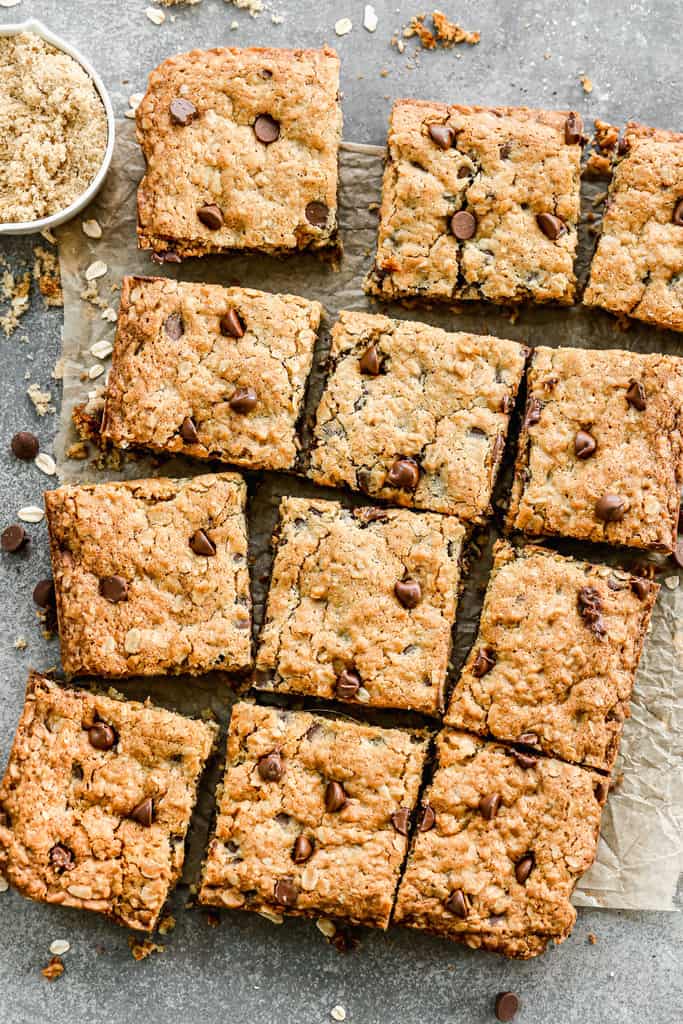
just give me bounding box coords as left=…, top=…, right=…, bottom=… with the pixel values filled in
left=129, top=797, right=154, bottom=827
left=444, top=889, right=470, bottom=918
left=630, top=577, right=651, bottom=600
left=594, top=778, right=610, bottom=803
left=169, top=98, right=198, bottom=126
left=99, top=575, right=128, bottom=603
left=49, top=844, right=75, bottom=872
left=229, top=387, right=258, bottom=413
left=2, top=524, right=28, bottom=553
left=386, top=456, right=420, bottom=491
left=515, top=853, right=535, bottom=884
left=417, top=803, right=436, bottom=832
left=494, top=991, right=520, bottom=1022
left=164, top=312, right=184, bottom=340
left=428, top=123, right=454, bottom=149
left=88, top=722, right=117, bottom=751
left=179, top=417, right=199, bottom=444
left=479, top=792, right=501, bottom=820
left=564, top=111, right=585, bottom=145
left=324, top=780, right=347, bottom=813
left=253, top=114, right=280, bottom=144
left=673, top=198, right=683, bottom=226
left=536, top=212, right=566, bottom=240
left=577, top=586, right=606, bottom=638
left=292, top=835, right=314, bottom=863
left=258, top=751, right=284, bottom=782
left=513, top=750, right=538, bottom=770
left=595, top=493, right=626, bottom=522
left=273, top=877, right=298, bottom=906
left=359, top=344, right=381, bottom=375
left=625, top=379, right=646, bottom=411
left=11, top=431, right=39, bottom=460
left=189, top=529, right=216, bottom=556
left=335, top=669, right=361, bottom=700
left=574, top=429, right=597, bottom=459
left=394, top=578, right=421, bottom=609
left=220, top=309, right=246, bottom=338
left=197, top=204, right=224, bottom=230
left=305, top=201, right=329, bottom=227
left=33, top=578, right=55, bottom=607
left=472, top=647, right=496, bottom=677
left=523, top=396, right=542, bottom=429
left=450, top=210, right=477, bottom=240
left=391, top=808, right=410, bottom=835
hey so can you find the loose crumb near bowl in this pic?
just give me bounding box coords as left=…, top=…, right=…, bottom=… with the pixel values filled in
left=0, top=32, right=108, bottom=224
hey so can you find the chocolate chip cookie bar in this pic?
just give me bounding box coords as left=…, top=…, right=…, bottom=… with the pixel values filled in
left=365, top=101, right=582, bottom=306
left=308, top=311, right=527, bottom=518
left=102, top=277, right=322, bottom=471
left=45, top=473, right=251, bottom=678
left=0, top=673, right=217, bottom=931
left=393, top=729, right=606, bottom=959
left=255, top=497, right=465, bottom=714
left=507, top=345, right=683, bottom=552
left=136, top=46, right=342, bottom=260
left=198, top=702, right=428, bottom=928
left=584, top=122, right=683, bottom=332
left=445, top=541, right=658, bottom=771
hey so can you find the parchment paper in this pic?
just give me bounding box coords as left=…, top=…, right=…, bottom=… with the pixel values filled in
left=54, top=120, right=682, bottom=911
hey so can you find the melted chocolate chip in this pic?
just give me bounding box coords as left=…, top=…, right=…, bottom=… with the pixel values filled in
left=450, top=210, right=477, bottom=240
left=564, top=111, right=585, bottom=145
left=574, top=429, right=597, bottom=459
left=49, top=843, right=75, bottom=872
left=253, top=114, right=280, bottom=144
left=220, top=309, right=246, bottom=338
left=472, top=647, right=496, bottom=677
left=273, top=877, right=298, bottom=906
left=391, top=808, right=410, bottom=835
left=577, top=586, right=606, bottom=638
left=335, top=669, right=361, bottom=700
left=129, top=797, right=154, bottom=827
left=386, top=456, right=420, bottom=491
left=479, top=792, right=501, bottom=820
left=444, top=889, right=470, bottom=918
left=428, top=123, right=454, bottom=149
left=513, top=750, right=538, bottom=770
left=515, top=852, right=535, bottom=884
left=179, top=416, right=199, bottom=444
left=417, top=803, right=436, bottom=832
left=229, top=387, right=258, bottom=414
left=523, top=396, right=542, bottom=429
left=324, top=780, right=347, bottom=813
left=673, top=198, right=683, bottom=227
left=189, top=529, right=216, bottom=556
left=88, top=722, right=117, bottom=751
left=169, top=98, right=198, bottom=126
left=536, top=212, right=566, bottom=240
left=359, top=344, right=381, bottom=375
left=258, top=751, right=284, bottom=782
left=305, top=201, right=329, bottom=227
left=197, top=204, right=224, bottom=230
left=625, top=379, right=646, bottom=411
left=494, top=991, right=520, bottom=1023
left=291, top=835, right=314, bottom=864
left=595, top=493, right=626, bottom=523
left=164, top=313, right=185, bottom=340
left=394, top=578, right=421, bottom=609
left=99, top=575, right=128, bottom=603
left=630, top=577, right=651, bottom=600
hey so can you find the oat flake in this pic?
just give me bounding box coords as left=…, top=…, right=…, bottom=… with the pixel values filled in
left=335, top=17, right=352, bottom=36
left=18, top=505, right=44, bottom=523
left=88, top=364, right=105, bottom=379
left=49, top=940, right=70, bottom=956
left=90, top=339, right=113, bottom=359
left=35, top=452, right=57, bottom=476
left=331, top=1008, right=346, bottom=1022
left=0, top=877, right=8, bottom=892
left=82, top=219, right=102, bottom=239
left=363, top=5, right=378, bottom=31
left=85, top=260, right=107, bottom=281
left=145, top=7, right=166, bottom=24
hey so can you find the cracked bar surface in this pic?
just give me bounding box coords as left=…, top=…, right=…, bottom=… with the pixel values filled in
left=45, top=473, right=251, bottom=678
left=0, top=673, right=217, bottom=931
left=365, top=100, right=581, bottom=306
left=584, top=122, right=683, bottom=332
left=308, top=310, right=527, bottom=518
left=199, top=702, right=428, bottom=928
left=102, top=277, right=322, bottom=471
left=255, top=498, right=465, bottom=714
left=393, top=729, right=605, bottom=959
left=508, top=345, right=683, bottom=552
left=136, top=46, right=342, bottom=259
left=445, top=541, right=658, bottom=770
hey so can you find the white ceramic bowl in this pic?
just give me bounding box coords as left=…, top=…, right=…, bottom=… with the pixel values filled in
left=0, top=18, right=115, bottom=236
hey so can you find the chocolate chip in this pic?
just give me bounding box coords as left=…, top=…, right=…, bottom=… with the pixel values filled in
left=305, top=201, right=329, bottom=227
left=129, top=797, right=154, bottom=827
left=324, top=780, right=347, bottom=813
left=523, top=396, right=542, bottom=429
left=536, top=212, right=566, bottom=240
left=595, top=493, right=626, bottom=522
left=472, top=647, right=496, bottom=677
left=630, top=577, right=651, bottom=600
left=273, top=877, right=298, bottom=906
left=99, top=575, right=128, bottom=603
left=164, top=313, right=184, bottom=340
left=11, top=431, right=39, bottom=460
left=359, top=344, right=381, bottom=375
left=499, top=141, right=512, bottom=159
left=2, top=524, right=27, bottom=553
left=386, top=456, right=420, bottom=491
left=151, top=250, right=182, bottom=265
left=577, top=586, right=606, bottom=638
left=444, top=889, right=470, bottom=918
left=515, top=853, right=535, bottom=884
left=673, top=199, right=683, bottom=226
left=169, top=98, right=198, bottom=126
left=88, top=722, right=117, bottom=751
left=258, top=751, right=284, bottom=782
left=33, top=578, right=55, bottom=608
left=513, top=750, right=538, bottom=770
left=450, top=210, right=477, bottom=240
left=253, top=114, right=280, bottom=144
left=335, top=669, right=361, bottom=700
left=229, top=386, right=257, bottom=414
left=574, top=429, right=597, bottom=459
left=49, top=843, right=75, bottom=872
left=673, top=536, right=683, bottom=570
left=594, top=778, right=609, bottom=803
left=518, top=731, right=539, bottom=746
left=220, top=309, right=245, bottom=338
left=189, top=529, right=216, bottom=556
left=428, top=123, right=454, bottom=149
left=179, top=416, right=199, bottom=444
left=197, top=204, right=224, bottom=230
left=479, top=793, right=501, bottom=820
left=564, top=111, right=585, bottom=145
left=494, top=991, right=520, bottom=1022
left=394, top=578, right=421, bottom=609
left=417, top=803, right=436, bottom=832
left=625, top=379, right=646, bottom=411
left=391, top=808, right=410, bottom=835
left=292, top=835, right=314, bottom=863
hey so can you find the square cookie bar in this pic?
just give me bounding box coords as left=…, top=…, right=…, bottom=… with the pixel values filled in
left=0, top=673, right=217, bottom=931
left=255, top=498, right=465, bottom=715
left=444, top=541, right=658, bottom=771
left=584, top=123, right=683, bottom=332
left=199, top=702, right=428, bottom=928
left=365, top=101, right=582, bottom=305
left=507, top=345, right=683, bottom=552
left=393, top=729, right=606, bottom=959
left=45, top=473, right=251, bottom=678
left=308, top=311, right=527, bottom=518
left=101, top=277, right=322, bottom=471
left=136, top=46, right=342, bottom=260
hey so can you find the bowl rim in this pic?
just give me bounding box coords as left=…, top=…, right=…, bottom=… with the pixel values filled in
left=0, top=18, right=116, bottom=235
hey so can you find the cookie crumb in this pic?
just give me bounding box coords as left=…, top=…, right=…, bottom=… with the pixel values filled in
left=27, top=383, right=55, bottom=417
left=157, top=914, right=176, bottom=935
left=580, top=73, right=593, bottom=94
left=128, top=936, right=165, bottom=961
left=32, top=246, right=63, bottom=307
left=587, top=932, right=598, bottom=945
left=14, top=636, right=27, bottom=650
left=41, top=956, right=64, bottom=982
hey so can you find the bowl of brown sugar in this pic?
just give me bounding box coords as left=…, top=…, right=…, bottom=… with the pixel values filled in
left=0, top=19, right=115, bottom=235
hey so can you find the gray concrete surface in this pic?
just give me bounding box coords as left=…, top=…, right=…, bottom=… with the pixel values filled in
left=0, top=1, right=681, bottom=1022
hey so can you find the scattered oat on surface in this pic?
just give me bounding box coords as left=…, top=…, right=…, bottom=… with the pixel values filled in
left=316, top=918, right=337, bottom=938
left=0, top=876, right=8, bottom=891
left=14, top=636, right=27, bottom=650
left=125, top=93, right=145, bottom=119
left=27, top=383, right=55, bottom=416
left=88, top=364, right=105, bottom=380
left=145, top=6, right=166, bottom=23
left=0, top=33, right=108, bottom=223
left=664, top=576, right=680, bottom=590
left=0, top=0, right=22, bottom=8
left=84, top=260, right=107, bottom=281
left=81, top=218, right=102, bottom=239
left=49, top=940, right=71, bottom=956
left=41, top=956, right=64, bottom=981
left=129, top=937, right=165, bottom=961
left=32, top=246, right=63, bottom=307
left=331, top=1007, right=346, bottom=1022
left=18, top=505, right=44, bottom=523
left=35, top=452, right=57, bottom=476
left=363, top=4, right=378, bottom=31
left=335, top=17, right=352, bottom=36
left=580, top=73, right=593, bottom=94
left=90, top=338, right=113, bottom=359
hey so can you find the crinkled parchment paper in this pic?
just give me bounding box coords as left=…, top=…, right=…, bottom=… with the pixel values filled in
left=54, top=120, right=682, bottom=910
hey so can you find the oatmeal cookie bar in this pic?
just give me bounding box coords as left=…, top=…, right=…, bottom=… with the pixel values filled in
left=393, top=729, right=606, bottom=959
left=584, top=122, right=683, bottom=332
left=308, top=310, right=527, bottom=518
left=199, top=702, right=428, bottom=928
left=445, top=541, right=658, bottom=771
left=136, top=46, right=342, bottom=260
left=45, top=473, right=251, bottom=678
left=0, top=673, right=217, bottom=931
left=255, top=498, right=465, bottom=714
left=102, top=277, right=322, bottom=471
left=365, top=101, right=582, bottom=306
left=507, top=345, right=683, bottom=552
